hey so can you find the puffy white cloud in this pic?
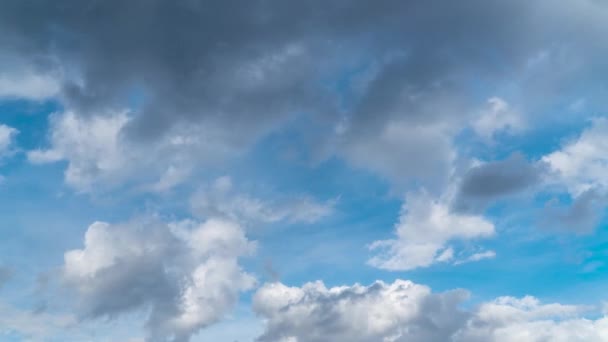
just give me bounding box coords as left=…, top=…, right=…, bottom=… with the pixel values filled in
left=254, top=279, right=469, bottom=342
left=254, top=279, right=608, bottom=342
left=543, top=118, right=608, bottom=196
left=190, top=176, right=335, bottom=224
left=28, top=111, right=130, bottom=191
left=27, top=111, right=250, bottom=192
left=368, top=191, right=495, bottom=270
left=62, top=217, right=256, bottom=342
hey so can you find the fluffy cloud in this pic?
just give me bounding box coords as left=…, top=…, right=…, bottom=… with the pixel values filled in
left=27, top=110, right=250, bottom=192
left=62, top=217, right=256, bottom=341
left=28, top=111, right=129, bottom=191
left=368, top=191, right=495, bottom=270
left=543, top=118, right=608, bottom=196
left=254, top=279, right=607, bottom=342
left=254, top=279, right=469, bottom=342
left=190, top=176, right=335, bottom=225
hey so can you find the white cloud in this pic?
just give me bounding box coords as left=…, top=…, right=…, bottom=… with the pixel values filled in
left=190, top=176, right=336, bottom=224
left=254, top=279, right=469, bottom=342
left=455, top=250, right=496, bottom=264
left=63, top=217, right=256, bottom=341
left=368, top=190, right=495, bottom=270
left=254, top=279, right=608, bottom=342
left=0, top=69, right=60, bottom=100
left=543, top=118, right=608, bottom=196
left=0, top=124, right=18, bottom=159
left=472, top=97, right=524, bottom=141
left=28, top=111, right=130, bottom=191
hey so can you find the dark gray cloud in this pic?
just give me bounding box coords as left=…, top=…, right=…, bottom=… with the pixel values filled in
left=3, top=0, right=608, bottom=189
left=541, top=190, right=606, bottom=234
left=453, top=154, right=542, bottom=212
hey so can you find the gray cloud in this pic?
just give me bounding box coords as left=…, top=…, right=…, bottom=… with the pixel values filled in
left=453, top=154, right=542, bottom=212
left=540, top=190, right=606, bottom=234
left=2, top=0, right=608, bottom=190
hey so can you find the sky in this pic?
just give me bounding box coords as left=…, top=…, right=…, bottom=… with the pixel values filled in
left=2, top=1, right=608, bottom=341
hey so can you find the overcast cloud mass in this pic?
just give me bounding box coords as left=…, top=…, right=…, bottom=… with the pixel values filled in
left=1, top=0, right=608, bottom=341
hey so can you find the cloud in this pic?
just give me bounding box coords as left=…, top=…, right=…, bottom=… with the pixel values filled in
left=190, top=176, right=336, bottom=225
left=62, top=217, right=256, bottom=341
left=472, top=97, right=524, bottom=141
left=455, top=250, right=497, bottom=265
left=368, top=190, right=494, bottom=271
left=253, top=279, right=469, bottom=342
left=254, top=279, right=606, bottom=342
left=540, top=189, right=606, bottom=234
left=3, top=0, right=606, bottom=190
left=453, top=154, right=542, bottom=212
left=543, top=118, right=608, bottom=196
left=28, top=111, right=130, bottom=191
left=0, top=124, right=18, bottom=160
left=0, top=69, right=60, bottom=100
left=0, top=302, right=76, bottom=340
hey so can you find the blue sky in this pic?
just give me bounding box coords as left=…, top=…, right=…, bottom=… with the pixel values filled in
left=2, top=1, right=608, bottom=341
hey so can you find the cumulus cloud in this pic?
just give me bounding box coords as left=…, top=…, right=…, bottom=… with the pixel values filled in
left=254, top=279, right=469, bottom=342
left=62, top=217, right=256, bottom=341
left=28, top=111, right=130, bottom=191
left=27, top=110, right=248, bottom=192
left=254, top=279, right=606, bottom=342
left=368, top=191, right=495, bottom=271
left=190, top=176, right=335, bottom=225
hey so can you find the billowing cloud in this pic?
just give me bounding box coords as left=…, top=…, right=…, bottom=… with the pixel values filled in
left=1, top=0, right=605, bottom=190
left=254, top=279, right=606, bottom=342
left=368, top=191, right=495, bottom=271
left=190, top=176, right=335, bottom=225
left=62, top=217, right=256, bottom=341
